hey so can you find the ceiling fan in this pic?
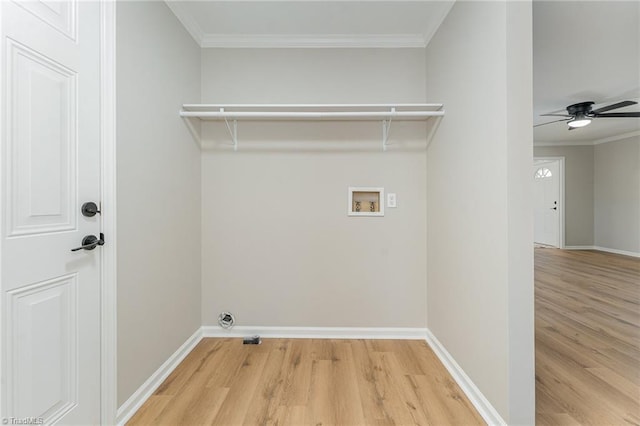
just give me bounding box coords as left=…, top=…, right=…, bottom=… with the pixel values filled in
left=535, top=100, right=640, bottom=130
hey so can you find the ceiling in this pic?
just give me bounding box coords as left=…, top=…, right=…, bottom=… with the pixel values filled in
left=165, top=1, right=454, bottom=48
left=166, top=1, right=640, bottom=144
left=533, top=1, right=640, bottom=144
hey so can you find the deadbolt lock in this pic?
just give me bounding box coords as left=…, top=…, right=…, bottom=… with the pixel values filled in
left=81, top=202, right=101, bottom=217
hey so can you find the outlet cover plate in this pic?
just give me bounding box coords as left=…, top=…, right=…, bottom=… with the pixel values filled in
left=387, top=193, right=397, bottom=208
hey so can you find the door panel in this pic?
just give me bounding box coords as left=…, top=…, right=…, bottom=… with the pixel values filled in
left=12, top=1, right=77, bottom=41
left=7, top=274, right=78, bottom=422
left=7, top=38, right=77, bottom=236
left=1, top=1, right=102, bottom=424
left=534, top=160, right=560, bottom=247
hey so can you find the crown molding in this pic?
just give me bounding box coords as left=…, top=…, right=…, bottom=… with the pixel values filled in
left=534, top=129, right=640, bottom=147
left=423, top=1, right=454, bottom=46
left=164, top=1, right=427, bottom=48
left=534, top=140, right=593, bottom=147
left=169, top=0, right=446, bottom=2
left=165, top=1, right=205, bottom=46
left=164, top=0, right=456, bottom=48
left=592, top=130, right=640, bottom=145
left=199, top=33, right=427, bottom=49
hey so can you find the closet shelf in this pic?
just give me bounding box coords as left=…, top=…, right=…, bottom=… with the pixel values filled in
left=180, top=104, right=444, bottom=121
left=179, top=103, right=445, bottom=150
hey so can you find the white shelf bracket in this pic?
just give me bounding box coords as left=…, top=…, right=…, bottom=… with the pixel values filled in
left=179, top=104, right=445, bottom=151
left=382, top=108, right=395, bottom=151
left=222, top=108, right=238, bottom=151
left=425, top=115, right=444, bottom=150
left=182, top=116, right=201, bottom=147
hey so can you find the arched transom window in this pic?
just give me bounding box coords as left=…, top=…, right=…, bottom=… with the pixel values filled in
left=534, top=167, right=552, bottom=179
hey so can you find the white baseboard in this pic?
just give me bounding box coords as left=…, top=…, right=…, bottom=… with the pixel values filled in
left=116, top=326, right=501, bottom=425
left=593, top=245, right=640, bottom=258
left=201, top=325, right=428, bottom=340
left=116, top=328, right=203, bottom=425
left=425, top=329, right=506, bottom=426
left=564, top=245, right=640, bottom=258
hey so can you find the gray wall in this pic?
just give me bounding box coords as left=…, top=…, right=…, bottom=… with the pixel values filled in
left=200, top=48, right=428, bottom=328
left=116, top=2, right=201, bottom=406
left=201, top=48, right=426, bottom=104
left=595, top=136, right=640, bottom=253
left=112, top=6, right=541, bottom=421
left=425, top=1, right=534, bottom=423
left=535, top=137, right=640, bottom=254
left=534, top=145, right=595, bottom=246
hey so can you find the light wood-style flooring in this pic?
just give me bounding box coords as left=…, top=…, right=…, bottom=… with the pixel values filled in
left=127, top=339, right=484, bottom=425
left=127, top=248, right=639, bottom=425
left=535, top=248, right=640, bottom=425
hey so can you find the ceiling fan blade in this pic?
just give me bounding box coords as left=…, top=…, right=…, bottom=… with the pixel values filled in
left=541, top=113, right=572, bottom=117
left=534, top=118, right=570, bottom=127
left=591, top=100, right=637, bottom=114
left=594, top=112, right=640, bottom=118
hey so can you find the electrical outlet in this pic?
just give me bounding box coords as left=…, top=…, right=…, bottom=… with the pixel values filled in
left=387, top=193, right=397, bottom=208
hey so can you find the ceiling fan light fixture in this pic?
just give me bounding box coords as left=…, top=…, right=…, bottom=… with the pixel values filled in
left=567, top=114, right=592, bottom=128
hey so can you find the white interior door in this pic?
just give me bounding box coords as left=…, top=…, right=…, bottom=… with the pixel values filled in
left=534, top=160, right=560, bottom=247
left=1, top=1, right=102, bottom=423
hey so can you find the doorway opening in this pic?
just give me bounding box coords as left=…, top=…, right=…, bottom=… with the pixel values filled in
left=533, top=157, right=564, bottom=248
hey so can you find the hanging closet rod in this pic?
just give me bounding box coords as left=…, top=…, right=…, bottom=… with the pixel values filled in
left=180, top=110, right=444, bottom=120
left=183, top=103, right=444, bottom=109
left=180, top=103, right=444, bottom=121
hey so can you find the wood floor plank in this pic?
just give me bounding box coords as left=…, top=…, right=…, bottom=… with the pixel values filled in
left=536, top=412, right=582, bottom=426
left=153, top=386, right=229, bottom=426
left=242, top=340, right=290, bottom=426
left=369, top=351, right=425, bottom=426
left=409, top=373, right=484, bottom=425
left=328, top=342, right=367, bottom=425
left=351, top=339, right=396, bottom=425
left=126, top=395, right=172, bottom=425
left=283, top=405, right=306, bottom=426
left=278, top=339, right=313, bottom=408
left=208, top=349, right=269, bottom=425
left=127, top=338, right=484, bottom=425
left=535, top=247, right=640, bottom=425
left=306, top=359, right=335, bottom=426
left=155, top=339, right=222, bottom=396
left=585, top=367, right=639, bottom=401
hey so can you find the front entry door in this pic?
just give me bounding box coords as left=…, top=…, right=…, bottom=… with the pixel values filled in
left=533, top=160, right=560, bottom=247
left=1, top=1, right=102, bottom=423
